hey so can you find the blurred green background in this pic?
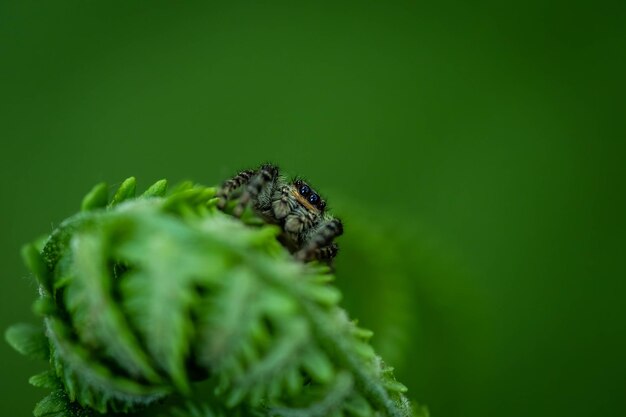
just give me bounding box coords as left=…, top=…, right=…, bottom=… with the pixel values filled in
left=1, top=1, right=624, bottom=416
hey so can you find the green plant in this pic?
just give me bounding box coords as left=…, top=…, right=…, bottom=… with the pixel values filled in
left=5, top=177, right=428, bottom=417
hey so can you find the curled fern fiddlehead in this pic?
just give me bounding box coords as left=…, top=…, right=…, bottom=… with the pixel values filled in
left=6, top=178, right=428, bottom=417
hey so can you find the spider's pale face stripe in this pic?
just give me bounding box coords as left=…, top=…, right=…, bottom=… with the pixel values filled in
left=290, top=186, right=320, bottom=214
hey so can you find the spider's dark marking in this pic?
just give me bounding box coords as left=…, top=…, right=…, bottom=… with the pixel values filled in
left=217, top=164, right=343, bottom=264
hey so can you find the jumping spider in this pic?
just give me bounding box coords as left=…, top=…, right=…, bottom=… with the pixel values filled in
left=217, top=163, right=343, bottom=263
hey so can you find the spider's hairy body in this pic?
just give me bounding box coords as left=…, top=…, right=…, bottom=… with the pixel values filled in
left=217, top=163, right=343, bottom=263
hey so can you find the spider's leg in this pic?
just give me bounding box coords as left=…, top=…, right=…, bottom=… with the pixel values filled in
left=312, top=243, right=339, bottom=262
left=296, top=218, right=343, bottom=261
left=284, top=210, right=317, bottom=236
left=217, top=169, right=257, bottom=208
left=271, top=185, right=294, bottom=220
left=233, top=164, right=279, bottom=217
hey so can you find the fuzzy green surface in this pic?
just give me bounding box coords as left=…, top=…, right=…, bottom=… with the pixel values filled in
left=6, top=179, right=427, bottom=417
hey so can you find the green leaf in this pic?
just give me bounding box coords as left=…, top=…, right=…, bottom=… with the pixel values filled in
left=34, top=388, right=94, bottom=417
left=269, top=371, right=353, bottom=417
left=142, top=179, right=168, bottom=198
left=301, top=347, right=334, bottom=384
left=303, top=284, right=342, bottom=306
left=116, top=213, right=228, bottom=393
left=29, top=371, right=59, bottom=389
left=32, top=297, right=57, bottom=316
left=64, top=229, right=162, bottom=382
left=109, top=177, right=136, bottom=206
left=21, top=243, right=49, bottom=289
left=5, top=323, right=48, bottom=360
left=46, top=317, right=170, bottom=413
left=81, top=182, right=108, bottom=211
left=34, top=390, right=70, bottom=417
left=10, top=178, right=426, bottom=417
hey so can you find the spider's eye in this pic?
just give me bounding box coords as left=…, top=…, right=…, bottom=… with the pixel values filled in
left=308, top=193, right=319, bottom=204
left=299, top=185, right=311, bottom=196
left=294, top=180, right=302, bottom=187
left=318, top=200, right=326, bottom=210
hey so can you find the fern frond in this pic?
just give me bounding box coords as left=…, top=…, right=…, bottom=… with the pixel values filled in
left=5, top=178, right=428, bottom=417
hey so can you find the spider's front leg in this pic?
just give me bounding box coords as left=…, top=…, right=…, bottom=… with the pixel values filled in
left=296, top=218, right=343, bottom=261
left=217, top=169, right=257, bottom=209
left=313, top=243, right=339, bottom=262
left=234, top=164, right=279, bottom=217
